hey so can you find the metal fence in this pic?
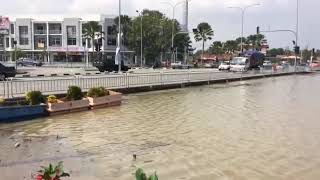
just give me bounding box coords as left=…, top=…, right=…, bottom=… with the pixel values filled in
left=0, top=68, right=306, bottom=99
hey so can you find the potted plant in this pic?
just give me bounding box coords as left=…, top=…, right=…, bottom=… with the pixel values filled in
left=35, top=162, right=70, bottom=180
left=135, top=168, right=158, bottom=180
left=47, top=86, right=89, bottom=115
left=86, top=87, right=122, bottom=109
left=0, top=91, right=47, bottom=121
left=0, top=96, right=4, bottom=106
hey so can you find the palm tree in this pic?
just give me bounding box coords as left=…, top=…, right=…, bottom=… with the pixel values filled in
left=193, top=22, right=214, bottom=65
left=82, top=21, right=101, bottom=58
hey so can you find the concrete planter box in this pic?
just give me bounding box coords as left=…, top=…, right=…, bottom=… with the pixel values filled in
left=87, top=91, right=122, bottom=109
left=47, top=99, right=90, bottom=115
left=0, top=105, right=47, bottom=122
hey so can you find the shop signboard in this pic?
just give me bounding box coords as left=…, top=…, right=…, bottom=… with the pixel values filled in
left=0, top=16, right=10, bottom=35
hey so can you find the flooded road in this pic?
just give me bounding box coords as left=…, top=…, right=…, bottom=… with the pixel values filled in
left=1, top=73, right=320, bottom=180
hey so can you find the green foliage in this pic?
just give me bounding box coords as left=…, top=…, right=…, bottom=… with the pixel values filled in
left=13, top=48, right=26, bottom=60
left=0, top=96, right=5, bottom=105
left=25, top=91, right=45, bottom=105
left=115, top=10, right=191, bottom=65
left=87, top=87, right=109, bottom=98
left=267, top=48, right=285, bottom=57
left=36, top=162, right=70, bottom=180
left=47, top=95, right=58, bottom=104
left=66, top=86, right=83, bottom=101
left=135, top=168, right=158, bottom=180
left=193, top=22, right=214, bottom=56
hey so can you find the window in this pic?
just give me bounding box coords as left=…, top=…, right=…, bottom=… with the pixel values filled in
left=67, top=38, right=76, bottom=46
left=107, top=38, right=116, bottom=46
left=5, top=38, right=9, bottom=48
left=49, top=36, right=62, bottom=46
left=67, top=26, right=76, bottom=37
left=107, top=26, right=117, bottom=35
left=10, top=24, right=14, bottom=34
left=67, top=26, right=77, bottom=45
left=19, top=26, right=28, bottom=35
left=19, top=38, right=28, bottom=45
left=0, top=36, right=4, bottom=48
left=11, top=38, right=14, bottom=48
left=49, top=23, right=62, bottom=34
left=34, top=24, right=46, bottom=34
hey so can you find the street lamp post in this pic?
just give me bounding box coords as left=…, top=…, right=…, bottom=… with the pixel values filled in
left=161, top=1, right=185, bottom=64
left=136, top=10, right=143, bottom=68
left=228, top=3, right=260, bottom=52
left=116, top=0, right=122, bottom=72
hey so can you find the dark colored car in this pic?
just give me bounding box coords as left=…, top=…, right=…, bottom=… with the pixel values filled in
left=0, top=63, right=16, bottom=80
left=93, top=54, right=130, bottom=72
left=16, top=58, right=43, bottom=67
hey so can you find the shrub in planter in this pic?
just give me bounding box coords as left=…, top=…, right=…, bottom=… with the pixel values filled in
left=26, top=91, right=45, bottom=105
left=0, top=96, right=5, bottom=106
left=35, top=162, right=70, bottom=180
left=66, top=86, right=83, bottom=101
left=47, top=95, right=58, bottom=104
left=135, top=168, right=158, bottom=180
left=87, top=87, right=109, bottom=98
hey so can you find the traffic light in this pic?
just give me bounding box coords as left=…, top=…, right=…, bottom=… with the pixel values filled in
left=256, top=26, right=260, bottom=34
left=294, top=46, right=300, bottom=55
left=312, top=48, right=315, bottom=54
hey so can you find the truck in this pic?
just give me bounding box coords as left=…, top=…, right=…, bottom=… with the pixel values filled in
left=0, top=62, right=16, bottom=81
left=92, top=53, right=130, bottom=72
left=230, top=51, right=265, bottom=72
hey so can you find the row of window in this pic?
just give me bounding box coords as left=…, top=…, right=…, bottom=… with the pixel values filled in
left=1, top=37, right=117, bottom=48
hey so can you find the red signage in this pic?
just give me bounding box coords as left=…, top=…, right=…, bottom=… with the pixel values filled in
left=0, top=17, right=10, bottom=30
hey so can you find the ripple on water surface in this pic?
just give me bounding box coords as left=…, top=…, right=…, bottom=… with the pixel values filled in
left=1, top=74, right=320, bottom=180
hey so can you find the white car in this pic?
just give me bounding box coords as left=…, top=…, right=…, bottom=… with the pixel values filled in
left=229, top=57, right=248, bottom=72
left=230, top=64, right=246, bottom=72
left=218, top=63, right=231, bottom=71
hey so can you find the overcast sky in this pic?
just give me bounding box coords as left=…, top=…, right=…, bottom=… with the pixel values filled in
left=2, top=0, right=320, bottom=50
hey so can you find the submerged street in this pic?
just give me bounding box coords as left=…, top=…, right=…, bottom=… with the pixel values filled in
left=1, top=73, right=320, bottom=180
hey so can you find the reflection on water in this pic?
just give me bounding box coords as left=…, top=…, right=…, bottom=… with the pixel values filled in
left=1, top=74, right=320, bottom=180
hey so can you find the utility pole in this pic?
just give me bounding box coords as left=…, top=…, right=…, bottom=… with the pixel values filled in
left=116, top=0, right=122, bottom=72
left=228, top=3, right=260, bottom=52
left=136, top=10, right=143, bottom=68
left=161, top=1, right=185, bottom=64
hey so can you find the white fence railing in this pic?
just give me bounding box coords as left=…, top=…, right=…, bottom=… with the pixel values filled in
left=0, top=69, right=306, bottom=99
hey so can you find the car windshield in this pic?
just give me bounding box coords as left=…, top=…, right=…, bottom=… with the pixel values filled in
left=231, top=57, right=246, bottom=65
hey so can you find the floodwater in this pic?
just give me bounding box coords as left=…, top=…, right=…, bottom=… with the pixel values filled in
left=1, top=73, right=320, bottom=180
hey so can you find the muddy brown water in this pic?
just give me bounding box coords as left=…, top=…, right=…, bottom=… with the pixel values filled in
left=1, top=73, right=320, bottom=180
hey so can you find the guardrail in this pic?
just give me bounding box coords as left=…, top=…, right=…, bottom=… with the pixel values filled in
left=0, top=68, right=307, bottom=99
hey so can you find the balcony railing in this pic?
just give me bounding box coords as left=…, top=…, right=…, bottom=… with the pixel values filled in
left=34, top=30, right=46, bottom=35
left=49, top=30, right=62, bottom=34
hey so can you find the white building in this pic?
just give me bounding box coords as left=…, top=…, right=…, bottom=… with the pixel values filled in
left=0, top=15, right=134, bottom=64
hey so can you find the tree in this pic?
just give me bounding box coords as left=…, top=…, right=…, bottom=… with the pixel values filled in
left=246, top=34, right=265, bottom=50
left=267, top=48, right=285, bottom=57
left=193, top=22, right=214, bottom=64
left=82, top=21, right=102, bottom=57
left=126, top=9, right=190, bottom=65
left=114, top=15, right=132, bottom=47
left=224, top=40, right=238, bottom=53
left=208, top=41, right=224, bottom=54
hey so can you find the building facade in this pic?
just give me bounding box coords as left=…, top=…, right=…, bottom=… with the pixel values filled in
left=0, top=15, right=135, bottom=64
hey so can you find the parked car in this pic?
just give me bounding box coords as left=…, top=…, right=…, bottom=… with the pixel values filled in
left=263, top=61, right=273, bottom=69
left=218, top=62, right=231, bottom=71
left=16, top=58, right=43, bottom=67
left=0, top=62, right=16, bottom=80
left=204, top=63, right=213, bottom=68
